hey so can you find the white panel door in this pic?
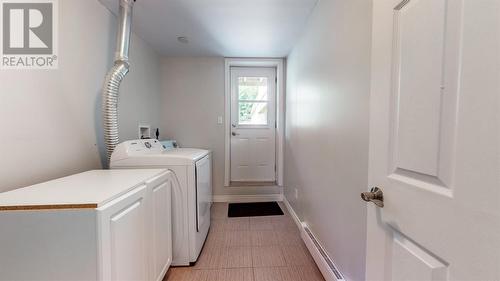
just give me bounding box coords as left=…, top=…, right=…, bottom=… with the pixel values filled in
left=230, top=67, right=277, bottom=182
left=98, top=185, right=149, bottom=281
left=152, top=181, right=172, bottom=281
left=366, top=0, right=500, bottom=280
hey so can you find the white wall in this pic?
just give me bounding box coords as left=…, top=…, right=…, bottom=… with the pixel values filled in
left=0, top=0, right=162, bottom=192
left=160, top=57, right=281, bottom=196
left=284, top=1, right=372, bottom=280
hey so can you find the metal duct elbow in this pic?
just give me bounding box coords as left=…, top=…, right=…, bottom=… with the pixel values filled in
left=102, top=0, right=135, bottom=165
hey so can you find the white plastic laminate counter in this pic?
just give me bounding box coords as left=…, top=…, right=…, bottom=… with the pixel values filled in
left=0, top=169, right=166, bottom=210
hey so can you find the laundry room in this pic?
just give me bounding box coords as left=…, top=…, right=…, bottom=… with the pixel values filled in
left=0, top=0, right=498, bottom=281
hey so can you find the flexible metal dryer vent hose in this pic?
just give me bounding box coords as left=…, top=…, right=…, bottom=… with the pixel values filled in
left=102, top=0, right=135, bottom=165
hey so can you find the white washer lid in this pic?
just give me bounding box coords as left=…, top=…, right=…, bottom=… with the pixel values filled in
left=162, top=148, right=210, bottom=161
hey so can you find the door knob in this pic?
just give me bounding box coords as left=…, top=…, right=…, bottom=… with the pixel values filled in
left=361, top=187, right=384, bottom=208
left=232, top=132, right=239, bottom=136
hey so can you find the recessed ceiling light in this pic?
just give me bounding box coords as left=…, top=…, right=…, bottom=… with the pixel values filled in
left=177, top=36, right=189, bottom=44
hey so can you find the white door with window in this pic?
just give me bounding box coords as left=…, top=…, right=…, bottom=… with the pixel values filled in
left=230, top=67, right=276, bottom=183
left=366, top=0, right=499, bottom=280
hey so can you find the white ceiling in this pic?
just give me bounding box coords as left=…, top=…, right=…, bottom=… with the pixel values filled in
left=99, top=0, right=318, bottom=57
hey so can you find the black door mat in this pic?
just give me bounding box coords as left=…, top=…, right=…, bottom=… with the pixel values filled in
left=228, top=202, right=284, bottom=217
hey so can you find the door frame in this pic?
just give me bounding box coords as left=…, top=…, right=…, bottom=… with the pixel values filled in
left=224, top=58, right=285, bottom=187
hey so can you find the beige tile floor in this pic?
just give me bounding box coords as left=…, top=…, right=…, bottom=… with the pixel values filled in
left=163, top=202, right=325, bottom=281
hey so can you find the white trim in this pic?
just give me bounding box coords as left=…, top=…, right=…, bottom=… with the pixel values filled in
left=224, top=59, right=231, bottom=186
left=224, top=58, right=285, bottom=187
left=282, top=197, right=302, bottom=229
left=283, top=197, right=346, bottom=281
left=212, top=194, right=283, bottom=203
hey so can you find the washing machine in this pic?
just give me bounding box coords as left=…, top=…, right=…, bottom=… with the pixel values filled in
left=110, top=139, right=211, bottom=266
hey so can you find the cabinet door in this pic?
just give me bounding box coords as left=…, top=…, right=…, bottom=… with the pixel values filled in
left=98, top=185, right=149, bottom=281
left=151, top=180, right=172, bottom=281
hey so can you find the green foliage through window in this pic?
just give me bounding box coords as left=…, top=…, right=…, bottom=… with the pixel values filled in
left=237, top=77, right=269, bottom=125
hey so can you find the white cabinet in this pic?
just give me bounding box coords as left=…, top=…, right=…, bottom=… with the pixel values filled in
left=0, top=170, right=173, bottom=281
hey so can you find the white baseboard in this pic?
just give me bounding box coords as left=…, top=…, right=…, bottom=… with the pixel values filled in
left=282, top=196, right=302, bottom=229
left=283, top=197, right=346, bottom=281
left=212, top=194, right=283, bottom=203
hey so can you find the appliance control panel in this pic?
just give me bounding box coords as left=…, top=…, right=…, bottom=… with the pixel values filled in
left=121, top=139, right=165, bottom=155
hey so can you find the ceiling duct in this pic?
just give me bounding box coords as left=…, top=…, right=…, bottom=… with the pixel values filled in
left=102, top=0, right=135, bottom=165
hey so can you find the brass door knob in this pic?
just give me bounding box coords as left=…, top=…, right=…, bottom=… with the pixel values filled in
left=361, top=187, right=384, bottom=208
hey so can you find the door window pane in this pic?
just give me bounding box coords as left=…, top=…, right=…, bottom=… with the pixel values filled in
left=239, top=102, right=268, bottom=125
left=238, top=77, right=268, bottom=101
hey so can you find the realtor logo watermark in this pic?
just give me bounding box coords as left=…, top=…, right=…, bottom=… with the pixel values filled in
left=1, top=0, right=58, bottom=69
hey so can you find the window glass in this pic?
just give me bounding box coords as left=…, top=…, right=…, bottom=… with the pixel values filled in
left=238, top=102, right=268, bottom=125
left=238, top=77, right=268, bottom=101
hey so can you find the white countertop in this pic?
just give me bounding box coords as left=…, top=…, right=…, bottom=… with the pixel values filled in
left=0, top=169, right=167, bottom=210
